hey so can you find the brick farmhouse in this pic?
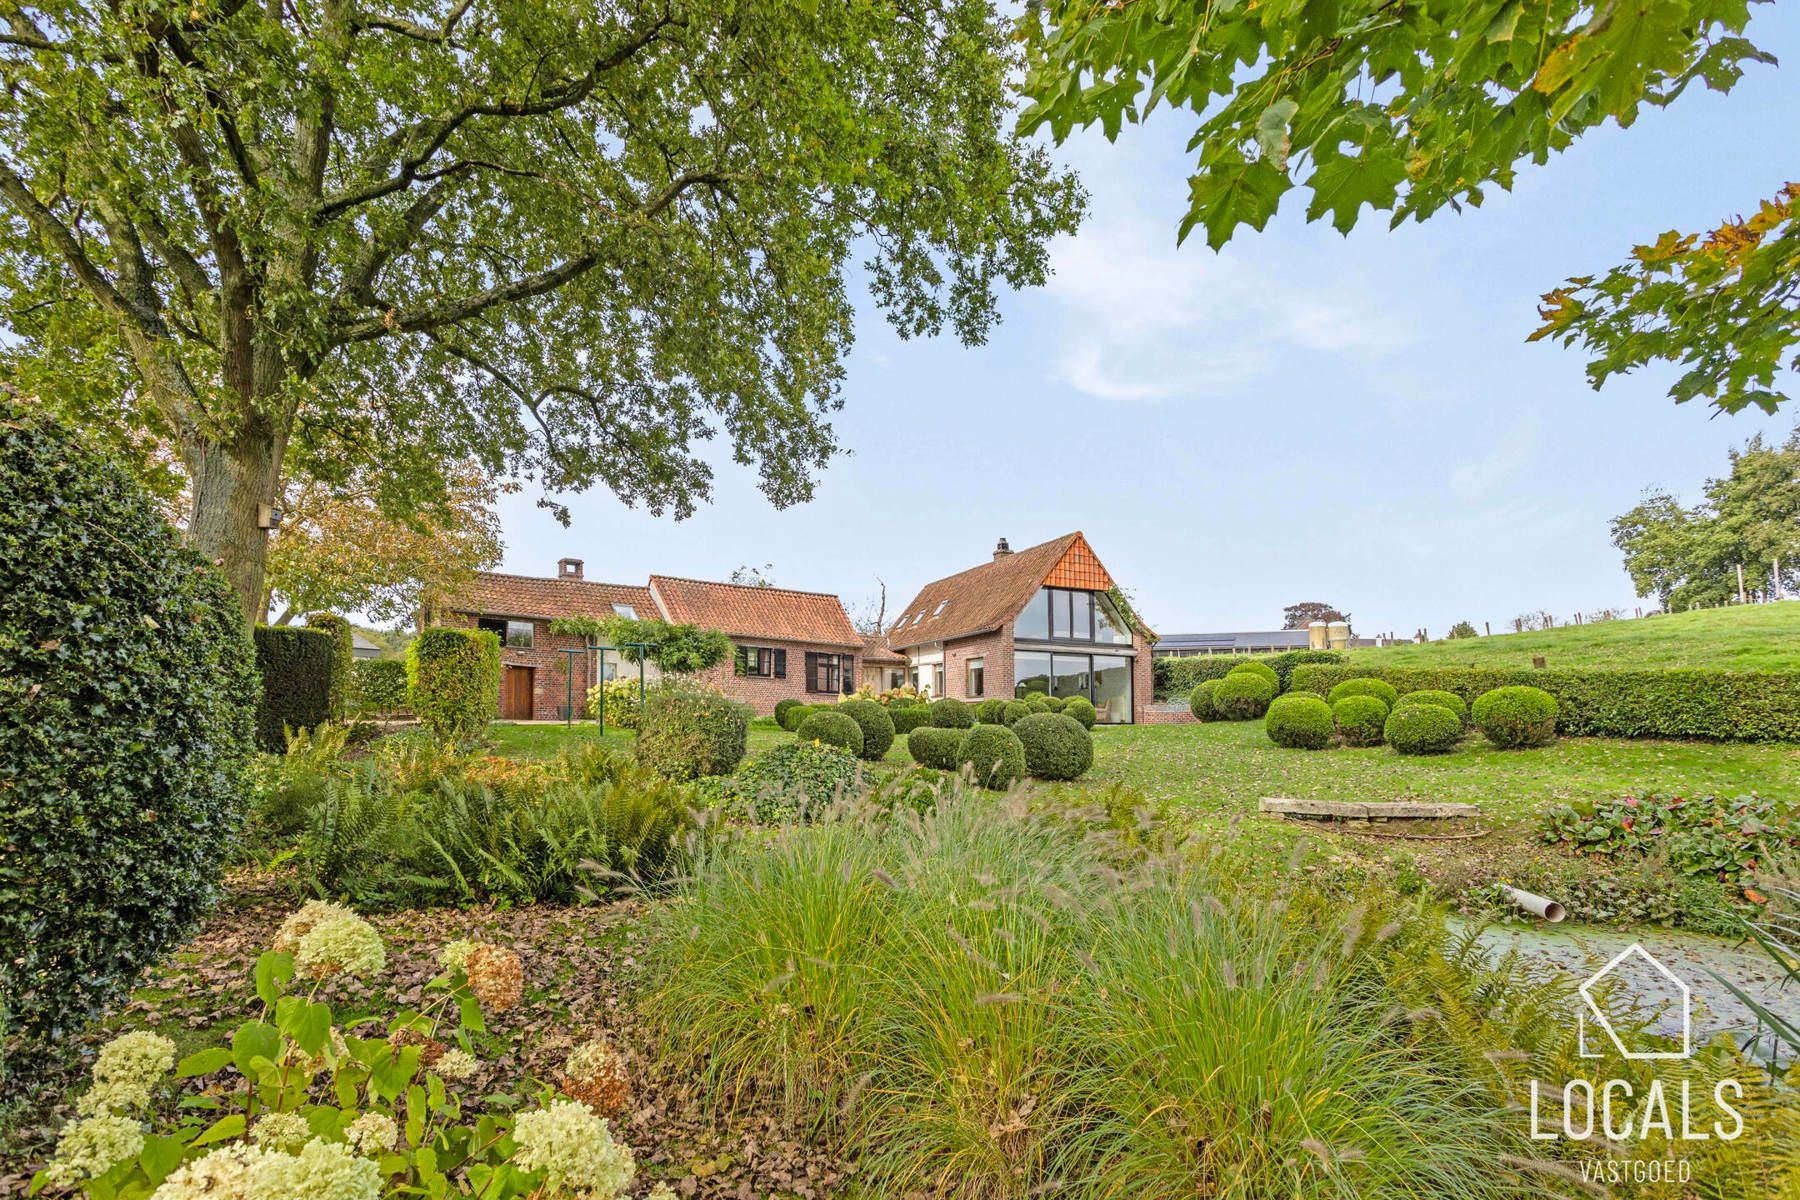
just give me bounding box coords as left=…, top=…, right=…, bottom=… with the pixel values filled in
left=432, top=531, right=1155, bottom=724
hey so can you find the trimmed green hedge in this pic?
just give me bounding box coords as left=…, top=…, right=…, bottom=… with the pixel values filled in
left=304, top=612, right=354, bottom=721
left=254, top=625, right=337, bottom=751
left=1211, top=672, right=1275, bottom=720
left=930, top=697, right=974, bottom=729
left=836, top=699, right=895, bottom=761
left=779, top=702, right=816, bottom=732
left=1012, top=713, right=1094, bottom=780
left=1001, top=700, right=1031, bottom=725
left=908, top=726, right=963, bottom=771
left=639, top=683, right=751, bottom=779
left=774, top=698, right=805, bottom=729
left=1188, top=680, right=1219, bottom=721
left=798, top=708, right=865, bottom=756
left=975, top=698, right=1009, bottom=725
left=891, top=704, right=933, bottom=734
left=1227, top=661, right=1279, bottom=691
left=1327, top=677, right=1399, bottom=709
left=351, top=658, right=409, bottom=714
left=1472, top=686, right=1559, bottom=749
left=1289, top=664, right=1800, bottom=743
left=1154, top=649, right=1345, bottom=698
left=1062, top=696, right=1097, bottom=729
left=407, top=627, right=501, bottom=742
left=1384, top=705, right=1463, bottom=756
left=1332, top=695, right=1388, bottom=747
left=957, top=724, right=1027, bottom=789
left=1393, top=689, right=1469, bottom=727
left=1264, top=694, right=1333, bottom=750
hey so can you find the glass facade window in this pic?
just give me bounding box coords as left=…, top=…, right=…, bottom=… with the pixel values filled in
left=1014, top=588, right=1050, bottom=639
left=1013, top=651, right=1052, bottom=698
left=1094, top=592, right=1132, bottom=644
left=1014, top=650, right=1133, bottom=722
left=1092, top=655, right=1131, bottom=724
left=481, top=617, right=535, bottom=648
left=1016, top=587, right=1129, bottom=645
left=967, top=657, right=985, bottom=697
left=1051, top=654, right=1089, bottom=701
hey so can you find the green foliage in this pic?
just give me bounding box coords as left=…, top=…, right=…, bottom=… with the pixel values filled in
left=1384, top=705, right=1464, bottom=756
left=836, top=699, right=896, bottom=761
left=1000, top=699, right=1031, bottom=725
left=252, top=626, right=338, bottom=752
left=585, top=676, right=646, bottom=731
left=1327, top=677, right=1400, bottom=709
left=906, top=727, right=964, bottom=772
left=797, top=709, right=865, bottom=758
left=1332, top=695, right=1389, bottom=748
left=774, top=698, right=806, bottom=728
left=1210, top=672, right=1275, bottom=720
left=1011, top=712, right=1094, bottom=780
left=304, top=613, right=354, bottom=721
left=728, top=741, right=867, bottom=823
left=890, top=704, right=934, bottom=734
left=406, top=627, right=500, bottom=743
left=956, top=725, right=1028, bottom=790
left=1187, top=680, right=1218, bottom=721
left=350, top=658, right=409, bottom=715
left=1025, top=695, right=1054, bottom=714
left=1540, top=793, right=1798, bottom=890
left=1041, top=695, right=1068, bottom=713
left=1226, top=660, right=1279, bottom=690
left=778, top=702, right=816, bottom=733
left=1394, top=689, right=1471, bottom=727
left=1154, top=650, right=1344, bottom=698
left=1062, top=695, right=1097, bottom=728
left=1021, top=0, right=1770, bottom=249
left=1447, top=621, right=1479, bottom=640
left=0, top=407, right=256, bottom=1072
left=975, top=698, right=1009, bottom=724
left=1263, top=694, right=1334, bottom=751
left=637, top=684, right=751, bottom=781
left=929, top=697, right=974, bottom=729
left=1472, top=686, right=1561, bottom=749
left=551, top=615, right=734, bottom=676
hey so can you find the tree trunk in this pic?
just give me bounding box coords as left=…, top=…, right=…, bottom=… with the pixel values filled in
left=183, top=419, right=281, bottom=627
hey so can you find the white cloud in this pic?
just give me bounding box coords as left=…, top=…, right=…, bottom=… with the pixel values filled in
left=1449, top=413, right=1543, bottom=502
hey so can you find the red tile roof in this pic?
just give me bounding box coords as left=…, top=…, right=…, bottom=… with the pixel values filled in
left=649, top=576, right=862, bottom=648
left=439, top=572, right=654, bottom=622
left=860, top=634, right=908, bottom=665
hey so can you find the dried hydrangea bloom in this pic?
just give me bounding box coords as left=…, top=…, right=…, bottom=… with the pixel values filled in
left=510, top=1099, right=636, bottom=1198
left=147, top=1144, right=271, bottom=1200
left=294, top=911, right=387, bottom=980
left=464, top=943, right=523, bottom=1013
left=247, top=1139, right=380, bottom=1200
left=344, top=1112, right=398, bottom=1156
left=76, top=1077, right=153, bottom=1116
left=561, top=1036, right=631, bottom=1117
left=272, top=900, right=357, bottom=952
left=439, top=939, right=476, bottom=974
left=434, top=1048, right=479, bottom=1081
left=92, top=1030, right=177, bottom=1086
left=388, top=1026, right=446, bottom=1067
left=44, top=1114, right=146, bottom=1186
left=250, top=1111, right=311, bottom=1150
left=645, top=1185, right=677, bottom=1200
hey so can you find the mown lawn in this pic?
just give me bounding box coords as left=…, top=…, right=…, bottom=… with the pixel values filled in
left=1342, top=599, right=1800, bottom=671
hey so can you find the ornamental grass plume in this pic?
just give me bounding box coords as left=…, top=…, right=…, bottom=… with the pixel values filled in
left=562, top=1035, right=631, bottom=1117
left=510, top=1099, right=636, bottom=1198
left=464, top=943, right=523, bottom=1012
left=44, top=1115, right=146, bottom=1186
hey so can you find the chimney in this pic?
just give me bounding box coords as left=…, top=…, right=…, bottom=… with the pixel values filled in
left=993, top=537, right=1012, bottom=561
left=558, top=557, right=584, bottom=580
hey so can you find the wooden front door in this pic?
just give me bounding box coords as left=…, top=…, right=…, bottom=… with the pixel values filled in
left=501, top=665, right=535, bottom=720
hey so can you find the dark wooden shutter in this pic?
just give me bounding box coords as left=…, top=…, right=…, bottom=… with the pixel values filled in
left=840, top=654, right=854, bottom=694
left=804, top=651, right=819, bottom=693
left=773, top=649, right=787, bottom=679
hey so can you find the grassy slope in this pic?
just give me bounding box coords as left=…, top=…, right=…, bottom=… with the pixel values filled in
left=1343, top=601, right=1800, bottom=671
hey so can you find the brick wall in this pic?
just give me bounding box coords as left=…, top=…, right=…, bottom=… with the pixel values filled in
left=1142, top=703, right=1197, bottom=725
left=942, top=630, right=1011, bottom=703
left=440, top=612, right=594, bottom=721
left=691, top=638, right=861, bottom=715
left=1131, top=630, right=1156, bottom=724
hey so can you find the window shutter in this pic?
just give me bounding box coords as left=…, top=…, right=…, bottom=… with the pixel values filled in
left=840, top=654, right=854, bottom=694
left=774, top=649, right=787, bottom=679
left=804, top=651, right=819, bottom=693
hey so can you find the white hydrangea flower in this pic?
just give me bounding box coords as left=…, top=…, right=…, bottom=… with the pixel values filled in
left=440, top=939, right=476, bottom=973
left=294, top=912, right=387, bottom=979
left=645, top=1185, right=678, bottom=1200
left=76, top=1076, right=153, bottom=1116
left=44, top=1114, right=145, bottom=1185
left=272, top=900, right=357, bottom=952
left=148, top=1145, right=271, bottom=1200
left=250, top=1111, right=311, bottom=1150
left=244, top=1140, right=379, bottom=1200
left=92, top=1030, right=177, bottom=1086
left=510, top=1099, right=635, bottom=1198
left=433, top=1048, right=478, bottom=1081
left=344, top=1112, right=397, bottom=1155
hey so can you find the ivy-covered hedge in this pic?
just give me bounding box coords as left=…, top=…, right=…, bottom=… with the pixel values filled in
left=304, top=612, right=354, bottom=721
left=407, top=626, right=501, bottom=741
left=351, top=658, right=409, bottom=714
left=1288, top=664, right=1800, bottom=743
left=1, top=404, right=257, bottom=1074
left=1153, top=649, right=1344, bottom=698
left=253, top=626, right=337, bottom=751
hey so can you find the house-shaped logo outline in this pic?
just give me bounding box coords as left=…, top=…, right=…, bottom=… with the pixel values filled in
left=1577, top=943, right=1692, bottom=1061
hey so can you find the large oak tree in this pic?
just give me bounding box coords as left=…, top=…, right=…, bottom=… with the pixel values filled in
left=1, top=0, right=1083, bottom=620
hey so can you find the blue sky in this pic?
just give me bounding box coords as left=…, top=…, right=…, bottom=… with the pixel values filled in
left=490, top=13, right=1799, bottom=640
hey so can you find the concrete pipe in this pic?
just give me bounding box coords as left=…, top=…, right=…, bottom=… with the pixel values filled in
left=1501, top=885, right=1566, bottom=923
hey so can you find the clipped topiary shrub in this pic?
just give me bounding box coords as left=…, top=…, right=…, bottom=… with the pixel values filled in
left=1062, top=695, right=1097, bottom=728
left=798, top=708, right=866, bottom=757
left=1394, top=689, right=1469, bottom=727
left=891, top=704, right=933, bottom=734
left=638, top=683, right=751, bottom=780
left=351, top=658, right=409, bottom=715
left=304, top=612, right=354, bottom=721
left=730, top=740, right=864, bottom=822
left=1212, top=672, right=1275, bottom=720
left=2, top=405, right=257, bottom=1072
left=957, top=724, right=1028, bottom=789
left=908, top=726, right=963, bottom=771
left=253, top=625, right=336, bottom=751
left=1012, top=713, right=1094, bottom=780
left=1001, top=699, right=1031, bottom=725
left=778, top=702, right=816, bottom=733
left=1188, top=680, right=1219, bottom=721
left=1283, top=690, right=1326, bottom=704
left=774, top=698, right=805, bottom=729
left=1041, top=695, right=1068, bottom=713
left=1025, top=695, right=1053, bottom=714
left=407, top=626, right=501, bottom=742
left=1384, top=704, right=1463, bottom=756
left=1226, top=660, right=1280, bottom=692
left=1328, top=677, right=1399, bottom=709
left=837, top=698, right=896, bottom=761
left=1264, top=694, right=1334, bottom=750
left=930, top=697, right=974, bottom=729
left=1472, top=686, right=1560, bottom=749
left=1332, top=695, right=1389, bottom=747
left=975, top=698, right=1008, bottom=725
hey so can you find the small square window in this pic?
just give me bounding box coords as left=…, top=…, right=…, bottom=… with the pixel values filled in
left=612, top=604, right=638, bottom=619
left=505, top=620, right=534, bottom=648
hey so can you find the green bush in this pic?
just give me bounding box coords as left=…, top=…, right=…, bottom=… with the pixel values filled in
left=930, top=697, right=974, bottom=728
left=407, top=627, right=501, bottom=742
left=891, top=704, right=933, bottom=734
left=1327, top=677, right=1399, bottom=709
left=585, top=675, right=645, bottom=730
left=253, top=626, right=337, bottom=751
left=304, top=612, right=355, bottom=721
left=774, top=698, right=805, bottom=728
left=1264, top=694, right=1334, bottom=750
left=1384, top=705, right=1463, bottom=756
left=797, top=708, right=865, bottom=757
left=1211, top=672, right=1275, bottom=720
left=730, top=740, right=865, bottom=822
left=1226, top=661, right=1279, bottom=691
left=1332, top=695, right=1389, bottom=747
left=907, top=726, right=963, bottom=771
left=1042, top=695, right=1068, bottom=713
left=1188, top=680, right=1219, bottom=721
left=1025, top=694, right=1053, bottom=714
left=1062, top=695, right=1097, bottom=728
left=350, top=658, right=409, bottom=714
left=1012, top=712, right=1094, bottom=780
left=975, top=698, right=1008, bottom=724
left=956, top=724, right=1027, bottom=789
left=1154, top=649, right=1345, bottom=698
left=1001, top=699, right=1031, bottom=725
left=837, top=698, right=896, bottom=761
left=1, top=406, right=256, bottom=1072
left=1472, top=686, right=1559, bottom=749
left=637, top=683, right=751, bottom=780
left=779, top=702, right=816, bottom=732
left=1394, top=689, right=1469, bottom=727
